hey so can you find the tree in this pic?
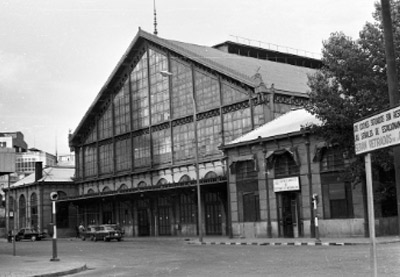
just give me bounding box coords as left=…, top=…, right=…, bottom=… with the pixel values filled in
left=306, top=0, right=399, bottom=217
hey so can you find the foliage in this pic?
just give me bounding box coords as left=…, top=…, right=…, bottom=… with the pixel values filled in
left=305, top=1, right=400, bottom=197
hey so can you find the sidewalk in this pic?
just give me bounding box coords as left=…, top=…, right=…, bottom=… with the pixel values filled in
left=0, top=236, right=399, bottom=277
left=0, top=253, right=87, bottom=277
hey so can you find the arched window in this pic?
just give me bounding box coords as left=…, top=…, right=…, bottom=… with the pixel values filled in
left=30, top=193, right=38, bottom=229
left=155, top=178, right=168, bottom=186
left=138, top=181, right=147, bottom=187
left=87, top=189, right=95, bottom=194
left=274, top=152, right=299, bottom=178
left=57, top=191, right=67, bottom=200
left=119, top=184, right=128, bottom=191
left=102, top=186, right=111, bottom=192
left=9, top=196, right=14, bottom=213
left=55, top=191, right=69, bottom=228
left=204, top=171, right=218, bottom=179
left=19, top=195, right=26, bottom=228
left=179, top=175, right=191, bottom=183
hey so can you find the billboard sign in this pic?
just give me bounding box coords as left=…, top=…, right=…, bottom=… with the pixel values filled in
left=273, top=177, right=300, bottom=192
left=354, top=105, right=400, bottom=155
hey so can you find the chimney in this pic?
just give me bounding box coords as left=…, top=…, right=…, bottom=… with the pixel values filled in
left=35, top=161, right=43, bottom=181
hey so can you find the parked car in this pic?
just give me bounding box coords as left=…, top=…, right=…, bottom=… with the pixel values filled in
left=92, top=224, right=123, bottom=242
left=8, top=228, right=45, bottom=242
left=81, top=225, right=98, bottom=241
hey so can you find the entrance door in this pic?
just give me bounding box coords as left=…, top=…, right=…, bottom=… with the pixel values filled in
left=280, top=192, right=298, bottom=238
left=204, top=192, right=222, bottom=235
left=157, top=197, right=171, bottom=236
left=137, top=199, right=150, bottom=236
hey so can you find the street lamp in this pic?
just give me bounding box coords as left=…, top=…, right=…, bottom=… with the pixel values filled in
left=159, top=70, right=203, bottom=242
left=192, top=92, right=203, bottom=243
left=50, top=192, right=60, bottom=262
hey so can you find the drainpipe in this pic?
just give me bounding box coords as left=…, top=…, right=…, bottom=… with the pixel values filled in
left=303, top=131, right=315, bottom=238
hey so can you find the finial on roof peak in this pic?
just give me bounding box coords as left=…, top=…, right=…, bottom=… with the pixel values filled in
left=153, top=0, right=158, bottom=35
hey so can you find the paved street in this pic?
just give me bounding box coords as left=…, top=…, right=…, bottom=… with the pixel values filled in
left=0, top=237, right=399, bottom=276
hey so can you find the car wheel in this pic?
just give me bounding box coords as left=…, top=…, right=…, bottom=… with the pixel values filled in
left=117, top=238, right=121, bottom=242
left=31, top=236, right=37, bottom=242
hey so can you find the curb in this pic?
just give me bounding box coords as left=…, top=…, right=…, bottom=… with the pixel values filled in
left=188, top=241, right=361, bottom=246
left=33, top=264, right=88, bottom=277
left=187, top=239, right=400, bottom=246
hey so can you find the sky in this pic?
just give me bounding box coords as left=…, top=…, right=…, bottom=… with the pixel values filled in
left=0, top=0, right=379, bottom=155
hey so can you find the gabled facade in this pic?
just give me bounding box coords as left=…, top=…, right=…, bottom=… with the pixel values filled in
left=67, top=29, right=316, bottom=237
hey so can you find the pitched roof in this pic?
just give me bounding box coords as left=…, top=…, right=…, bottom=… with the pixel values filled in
left=140, top=30, right=315, bottom=94
left=11, top=166, right=75, bottom=188
left=225, top=108, right=322, bottom=147
left=70, top=29, right=316, bottom=142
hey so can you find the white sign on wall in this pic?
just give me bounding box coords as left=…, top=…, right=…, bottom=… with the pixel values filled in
left=354, top=105, right=400, bottom=155
left=273, top=177, right=300, bottom=192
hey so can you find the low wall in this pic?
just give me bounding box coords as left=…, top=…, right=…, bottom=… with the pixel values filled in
left=318, top=218, right=365, bottom=237
left=375, top=216, right=398, bottom=236
left=231, top=222, right=278, bottom=238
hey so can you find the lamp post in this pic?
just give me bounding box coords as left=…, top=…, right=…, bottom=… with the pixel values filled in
left=6, top=174, right=16, bottom=256
left=160, top=69, right=203, bottom=242
left=192, top=94, right=203, bottom=243
left=50, top=192, right=59, bottom=262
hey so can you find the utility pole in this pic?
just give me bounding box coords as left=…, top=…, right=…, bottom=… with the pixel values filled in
left=381, top=0, right=400, bottom=235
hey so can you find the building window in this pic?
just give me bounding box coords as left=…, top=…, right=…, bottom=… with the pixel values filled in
left=198, top=116, right=222, bottom=157
left=236, top=160, right=260, bottom=222
left=19, top=195, right=26, bottom=228
left=84, top=145, right=97, bottom=177
left=115, top=137, right=132, bottom=172
left=152, top=127, right=171, bottom=165
left=131, top=51, right=150, bottom=130
left=320, top=147, right=353, bottom=219
left=223, top=108, right=252, bottom=143
left=170, top=59, right=193, bottom=119
left=133, top=133, right=151, bottom=168
left=149, top=48, right=170, bottom=124
left=194, top=70, right=220, bottom=112
left=320, top=146, right=344, bottom=172
left=30, top=193, right=38, bottom=229
left=173, top=123, right=194, bottom=162
left=98, top=106, right=113, bottom=140
left=274, top=152, right=299, bottom=178
left=99, top=142, right=113, bottom=174
left=180, top=193, right=196, bottom=224
left=114, top=80, right=131, bottom=136
left=221, top=82, right=248, bottom=106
